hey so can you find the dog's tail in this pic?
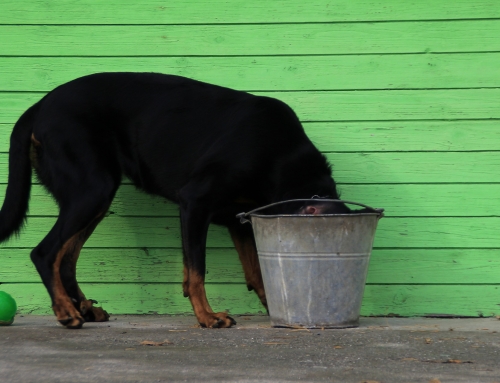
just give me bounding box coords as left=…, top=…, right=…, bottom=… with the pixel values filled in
left=0, top=102, right=38, bottom=243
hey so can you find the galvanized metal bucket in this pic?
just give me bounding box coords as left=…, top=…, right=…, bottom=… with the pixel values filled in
left=237, top=200, right=384, bottom=329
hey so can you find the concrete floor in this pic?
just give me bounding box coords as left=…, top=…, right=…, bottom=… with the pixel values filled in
left=1, top=315, right=499, bottom=383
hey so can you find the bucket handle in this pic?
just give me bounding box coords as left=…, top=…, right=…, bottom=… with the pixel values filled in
left=236, top=199, right=384, bottom=224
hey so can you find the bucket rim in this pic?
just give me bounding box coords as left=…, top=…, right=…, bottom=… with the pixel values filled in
left=249, top=212, right=382, bottom=219
left=237, top=199, right=384, bottom=224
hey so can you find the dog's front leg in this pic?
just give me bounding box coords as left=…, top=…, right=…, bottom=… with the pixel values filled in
left=179, top=201, right=236, bottom=328
left=227, top=223, right=267, bottom=310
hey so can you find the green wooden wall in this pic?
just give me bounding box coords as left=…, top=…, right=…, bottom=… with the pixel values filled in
left=0, top=1, right=499, bottom=317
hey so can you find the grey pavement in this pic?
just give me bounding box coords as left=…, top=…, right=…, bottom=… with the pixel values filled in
left=1, top=315, right=499, bottom=383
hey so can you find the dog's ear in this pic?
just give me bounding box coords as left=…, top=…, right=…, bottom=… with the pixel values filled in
left=298, top=201, right=351, bottom=215
left=300, top=205, right=320, bottom=214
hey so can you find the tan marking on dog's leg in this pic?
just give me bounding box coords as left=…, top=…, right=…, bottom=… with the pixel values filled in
left=63, top=212, right=109, bottom=322
left=63, top=248, right=95, bottom=318
left=52, top=233, right=85, bottom=329
left=228, top=227, right=267, bottom=310
left=186, top=270, right=235, bottom=328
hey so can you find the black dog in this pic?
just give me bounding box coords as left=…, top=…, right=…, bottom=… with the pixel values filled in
left=0, top=73, right=349, bottom=329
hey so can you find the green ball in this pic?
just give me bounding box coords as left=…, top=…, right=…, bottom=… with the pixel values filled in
left=0, top=291, right=17, bottom=325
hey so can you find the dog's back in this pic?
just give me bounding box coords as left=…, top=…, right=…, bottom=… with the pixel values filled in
left=34, top=73, right=330, bottom=203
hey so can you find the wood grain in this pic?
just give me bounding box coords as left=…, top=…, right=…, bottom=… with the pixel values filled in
left=0, top=282, right=265, bottom=315
left=1, top=21, right=499, bottom=56
left=2, top=120, right=500, bottom=152
left=0, top=216, right=499, bottom=249
left=1, top=89, right=500, bottom=124
left=305, top=120, right=500, bottom=152
left=339, top=184, right=500, bottom=217
left=1, top=248, right=498, bottom=284
left=2, top=283, right=498, bottom=317
left=324, top=152, right=500, bottom=184
left=267, top=89, right=500, bottom=121
left=1, top=0, right=498, bottom=24
left=361, top=285, right=500, bottom=317
left=1, top=183, right=498, bottom=218
left=1, top=151, right=499, bottom=184
left=2, top=53, right=500, bottom=92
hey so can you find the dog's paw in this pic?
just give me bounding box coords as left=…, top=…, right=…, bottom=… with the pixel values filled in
left=84, top=306, right=110, bottom=322
left=80, top=299, right=110, bottom=322
left=54, top=302, right=85, bottom=329
left=58, top=315, right=84, bottom=329
left=199, top=312, right=236, bottom=328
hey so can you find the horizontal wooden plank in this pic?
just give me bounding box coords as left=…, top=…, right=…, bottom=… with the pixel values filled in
left=306, top=120, right=500, bottom=152
left=2, top=183, right=498, bottom=218
left=2, top=283, right=498, bottom=316
left=0, top=184, right=176, bottom=217
left=339, top=184, right=500, bottom=217
left=2, top=53, right=500, bottom=92
left=2, top=152, right=497, bottom=184
left=368, top=249, right=500, bottom=284
left=0, top=283, right=265, bottom=315
left=361, top=285, right=500, bottom=317
left=373, top=218, right=500, bottom=248
left=270, top=89, right=500, bottom=121
left=1, top=248, right=499, bottom=284
left=1, top=21, right=500, bottom=56
left=0, top=182, right=468, bottom=219
left=0, top=248, right=244, bottom=284
left=1, top=0, right=498, bottom=24
left=326, top=152, right=500, bottom=184
left=2, top=89, right=500, bottom=124
left=1, top=216, right=499, bottom=249
left=0, top=93, right=42, bottom=124
left=2, top=120, right=500, bottom=152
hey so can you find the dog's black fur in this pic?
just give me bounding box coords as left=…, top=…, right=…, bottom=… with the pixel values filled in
left=0, top=73, right=349, bottom=328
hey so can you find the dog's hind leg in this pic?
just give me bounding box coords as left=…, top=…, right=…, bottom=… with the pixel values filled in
left=30, top=193, right=116, bottom=329
left=28, top=113, right=122, bottom=328
left=59, top=210, right=110, bottom=323
left=227, top=223, right=267, bottom=310
left=29, top=130, right=120, bottom=328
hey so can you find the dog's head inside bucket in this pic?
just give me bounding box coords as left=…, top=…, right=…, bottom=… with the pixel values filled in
left=237, top=199, right=384, bottom=329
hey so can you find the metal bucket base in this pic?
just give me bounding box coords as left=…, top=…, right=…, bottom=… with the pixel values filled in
left=272, top=322, right=359, bottom=329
